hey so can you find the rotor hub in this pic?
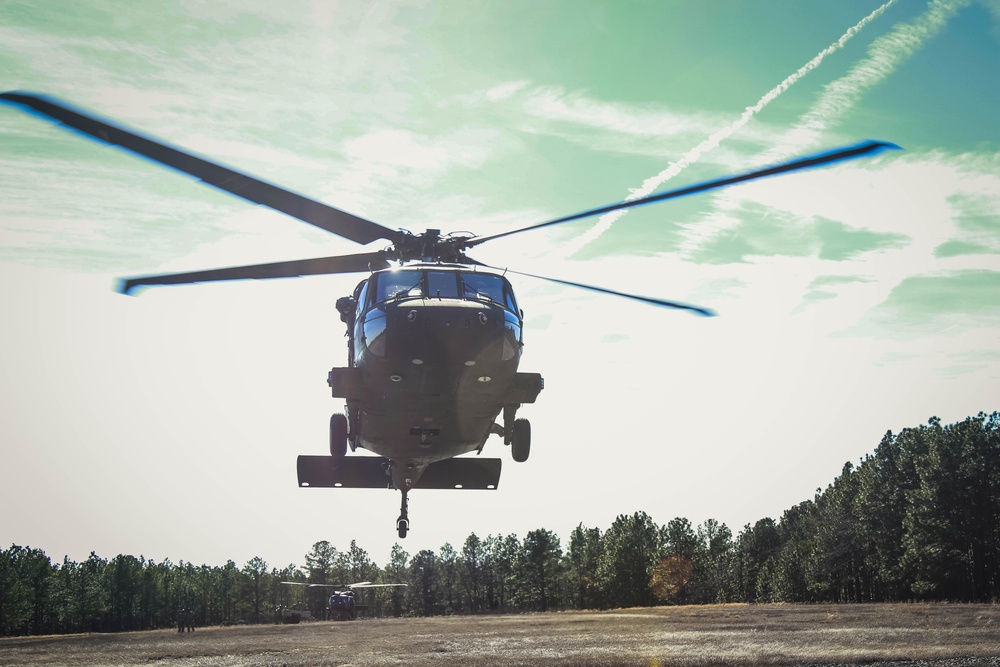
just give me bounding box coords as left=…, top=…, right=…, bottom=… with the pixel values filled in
left=387, top=229, right=474, bottom=265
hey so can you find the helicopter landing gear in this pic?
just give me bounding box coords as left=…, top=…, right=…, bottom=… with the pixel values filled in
left=396, top=489, right=409, bottom=538
left=502, top=406, right=531, bottom=463
left=511, top=418, right=531, bottom=463
left=330, top=413, right=348, bottom=465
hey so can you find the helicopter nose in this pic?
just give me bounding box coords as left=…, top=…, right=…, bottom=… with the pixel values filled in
left=397, top=302, right=504, bottom=355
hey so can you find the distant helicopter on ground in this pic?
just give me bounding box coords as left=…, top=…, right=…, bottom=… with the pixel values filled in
left=280, top=580, right=406, bottom=621
left=0, top=92, right=897, bottom=538
left=272, top=605, right=315, bottom=625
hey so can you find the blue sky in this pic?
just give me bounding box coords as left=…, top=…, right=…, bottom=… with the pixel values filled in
left=1, top=0, right=998, bottom=569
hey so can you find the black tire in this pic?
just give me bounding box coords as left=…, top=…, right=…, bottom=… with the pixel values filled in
left=511, top=418, right=531, bottom=462
left=397, top=519, right=409, bottom=539
left=330, top=413, right=348, bottom=462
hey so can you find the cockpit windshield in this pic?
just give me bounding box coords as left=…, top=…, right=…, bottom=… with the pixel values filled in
left=427, top=271, right=459, bottom=298
left=372, top=269, right=518, bottom=313
left=461, top=272, right=505, bottom=303
left=376, top=270, right=423, bottom=302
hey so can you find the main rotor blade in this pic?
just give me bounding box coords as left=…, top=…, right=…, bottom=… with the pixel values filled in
left=118, top=250, right=390, bottom=295
left=281, top=582, right=341, bottom=588
left=473, top=261, right=714, bottom=316
left=468, top=140, right=900, bottom=246
left=0, top=92, right=397, bottom=246
left=278, top=581, right=406, bottom=588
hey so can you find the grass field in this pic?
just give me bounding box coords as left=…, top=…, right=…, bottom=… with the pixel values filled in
left=1, top=603, right=998, bottom=666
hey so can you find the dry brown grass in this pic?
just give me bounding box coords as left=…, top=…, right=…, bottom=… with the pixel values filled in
left=1, top=603, right=998, bottom=666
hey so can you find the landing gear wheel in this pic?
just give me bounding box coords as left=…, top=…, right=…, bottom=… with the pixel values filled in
left=511, top=418, right=531, bottom=463
left=330, top=413, right=348, bottom=463
left=397, top=488, right=410, bottom=538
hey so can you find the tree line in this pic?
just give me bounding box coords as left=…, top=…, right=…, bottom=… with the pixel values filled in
left=2, top=412, right=997, bottom=636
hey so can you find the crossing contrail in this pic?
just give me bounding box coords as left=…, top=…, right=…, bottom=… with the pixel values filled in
left=766, top=0, right=972, bottom=161
left=678, top=0, right=971, bottom=256
left=564, top=0, right=899, bottom=257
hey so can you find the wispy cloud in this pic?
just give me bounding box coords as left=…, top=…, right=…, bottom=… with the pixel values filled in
left=452, top=81, right=749, bottom=162
left=856, top=269, right=1000, bottom=336
left=517, top=87, right=721, bottom=139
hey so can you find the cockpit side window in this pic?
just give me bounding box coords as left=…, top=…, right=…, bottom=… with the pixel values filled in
left=376, top=270, right=423, bottom=302
left=503, top=281, right=519, bottom=313
left=355, top=280, right=370, bottom=315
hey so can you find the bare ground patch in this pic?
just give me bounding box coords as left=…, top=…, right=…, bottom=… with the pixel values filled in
left=1, top=603, right=998, bottom=666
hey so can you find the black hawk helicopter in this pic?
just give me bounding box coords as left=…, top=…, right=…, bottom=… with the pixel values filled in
left=0, top=92, right=897, bottom=538
left=279, top=580, right=407, bottom=621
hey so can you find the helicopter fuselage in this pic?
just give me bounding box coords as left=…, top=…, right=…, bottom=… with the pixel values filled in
left=326, top=265, right=542, bottom=491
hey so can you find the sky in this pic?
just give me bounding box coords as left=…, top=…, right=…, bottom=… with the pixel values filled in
left=1, top=0, right=998, bottom=572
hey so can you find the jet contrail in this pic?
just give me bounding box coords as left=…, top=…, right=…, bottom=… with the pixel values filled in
left=766, top=0, right=972, bottom=161
left=564, top=0, right=899, bottom=257
left=678, top=0, right=971, bottom=256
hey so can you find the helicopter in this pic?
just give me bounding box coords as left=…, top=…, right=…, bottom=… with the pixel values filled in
left=279, top=580, right=407, bottom=621
left=0, top=92, right=897, bottom=539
